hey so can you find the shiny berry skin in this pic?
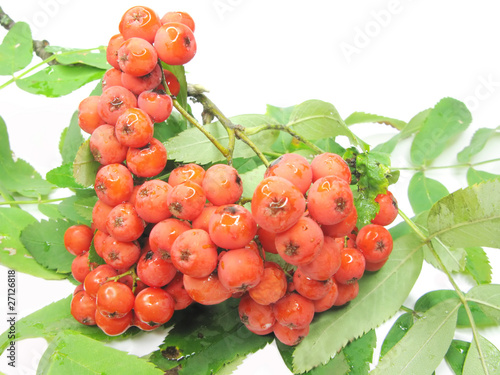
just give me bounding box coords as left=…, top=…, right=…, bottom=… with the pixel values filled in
left=90, top=125, right=128, bottom=165
left=137, top=89, right=173, bottom=123
left=217, top=248, right=264, bottom=293
left=168, top=163, right=205, bottom=187
left=162, top=69, right=181, bottom=96
left=96, top=281, right=135, bottom=318
left=119, top=6, right=161, bottom=44
left=134, top=179, right=172, bottom=223
left=64, top=224, right=93, bottom=256
left=170, top=229, right=218, bottom=278
left=154, top=22, right=197, bottom=65
left=256, top=226, right=278, bottom=254
left=306, top=175, right=354, bottom=225
left=372, top=190, right=398, bottom=226
left=71, top=251, right=95, bottom=283
left=191, top=205, right=218, bottom=232
left=97, top=86, right=137, bottom=126
left=100, top=237, right=141, bottom=270
left=121, top=64, right=162, bottom=95
left=149, top=218, right=191, bottom=258
left=275, top=216, right=324, bottom=266
left=333, top=280, right=359, bottom=306
left=160, top=11, right=195, bottom=32
left=248, top=262, right=288, bottom=305
left=167, top=181, right=206, bottom=221
left=163, top=272, right=193, bottom=310
left=274, top=322, right=310, bottom=346
left=208, top=204, right=257, bottom=250
left=238, top=293, right=275, bottom=333
left=365, top=258, right=388, bottom=272
left=132, top=313, right=160, bottom=331
left=356, top=224, right=393, bottom=263
left=264, top=153, right=313, bottom=195
left=78, top=96, right=106, bottom=134
left=83, top=264, right=118, bottom=298
left=310, top=152, right=351, bottom=184
left=94, top=163, right=134, bottom=207
left=134, top=287, right=175, bottom=326
left=334, top=247, right=366, bottom=285
left=137, top=249, right=177, bottom=287
left=105, top=202, right=145, bottom=243
left=322, top=206, right=358, bottom=238
left=106, top=34, right=125, bottom=70
left=93, top=230, right=109, bottom=258
left=126, top=138, right=168, bottom=178
left=102, top=67, right=123, bottom=92
left=71, top=290, right=97, bottom=325
left=95, top=309, right=133, bottom=336
left=251, top=176, right=306, bottom=234
left=182, top=273, right=232, bottom=305
left=202, top=164, right=243, bottom=206
left=293, top=268, right=333, bottom=300
left=115, top=107, right=154, bottom=148
left=92, top=199, right=113, bottom=234
left=298, top=236, right=342, bottom=281
left=273, top=292, right=315, bottom=329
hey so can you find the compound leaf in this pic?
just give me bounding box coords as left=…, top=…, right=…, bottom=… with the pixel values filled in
left=465, top=247, right=492, bottom=285
left=408, top=171, right=449, bottom=215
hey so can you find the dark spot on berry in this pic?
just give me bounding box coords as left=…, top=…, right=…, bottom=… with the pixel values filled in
left=108, top=250, right=120, bottom=261
left=240, top=314, right=249, bottom=325
left=235, top=174, right=242, bottom=186
left=82, top=317, right=92, bottom=324
left=222, top=205, right=239, bottom=214
left=162, top=346, right=182, bottom=360
left=139, top=187, right=150, bottom=197
left=96, top=182, right=107, bottom=193
left=335, top=197, right=347, bottom=212
left=139, top=143, right=152, bottom=150
left=110, top=97, right=124, bottom=111
left=145, top=250, right=154, bottom=261
left=267, top=196, right=289, bottom=215
left=391, top=198, right=398, bottom=210
left=180, top=249, right=191, bottom=261
left=284, top=241, right=300, bottom=257
left=169, top=202, right=183, bottom=216
left=376, top=240, right=386, bottom=252
left=184, top=36, right=191, bottom=47
left=122, top=124, right=134, bottom=135
left=114, top=217, right=125, bottom=228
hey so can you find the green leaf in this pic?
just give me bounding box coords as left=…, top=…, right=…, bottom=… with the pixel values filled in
left=467, top=167, right=500, bottom=186
left=16, top=64, right=105, bottom=97
left=88, top=239, right=106, bottom=266
left=46, top=163, right=85, bottom=189
left=372, top=299, right=460, bottom=375
left=287, top=100, right=364, bottom=149
left=165, top=114, right=280, bottom=165
left=408, top=171, right=449, bottom=215
left=427, top=179, right=500, bottom=248
left=38, top=203, right=65, bottom=220
left=0, top=22, right=33, bottom=75
left=37, top=330, right=163, bottom=375
left=266, top=104, right=295, bottom=124
left=380, top=312, right=415, bottom=358
left=73, top=139, right=100, bottom=188
left=57, top=192, right=97, bottom=226
left=59, top=111, right=85, bottom=164
left=149, top=299, right=273, bottom=374
left=20, top=218, right=75, bottom=274
left=411, top=97, right=472, bottom=166
left=45, top=45, right=110, bottom=69
left=400, top=108, right=431, bottom=139
left=0, top=207, right=64, bottom=279
left=153, top=111, right=187, bottom=143
left=466, top=284, right=500, bottom=325
left=0, top=296, right=136, bottom=355
left=465, top=247, right=492, bottom=285
left=240, top=164, right=266, bottom=199
left=445, top=340, right=470, bottom=375
left=290, top=233, right=424, bottom=373
left=344, top=111, right=406, bottom=130
left=457, top=126, right=500, bottom=163
left=414, top=289, right=498, bottom=328
left=424, top=238, right=467, bottom=273
left=462, top=335, right=500, bottom=375
left=162, top=63, right=188, bottom=119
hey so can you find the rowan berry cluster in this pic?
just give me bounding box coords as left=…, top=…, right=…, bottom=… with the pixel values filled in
left=65, top=6, right=398, bottom=346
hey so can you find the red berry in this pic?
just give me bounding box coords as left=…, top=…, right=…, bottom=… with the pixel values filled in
left=264, top=153, right=313, bottom=195
left=238, top=293, right=275, bottom=333
left=64, top=224, right=93, bottom=256
left=217, top=248, right=264, bottom=293
left=106, top=34, right=125, bottom=70
left=97, top=86, right=137, bottom=126
left=298, top=236, right=342, bottom=281
left=154, top=22, right=197, bottom=65
left=78, top=96, right=106, bottom=134
left=115, top=107, right=154, bottom=148
left=182, top=273, right=232, bottom=305
left=273, top=292, right=315, bottom=329
left=134, top=179, right=173, bottom=223
left=160, top=11, right=195, bottom=32
left=137, top=89, right=173, bottom=123
left=356, top=224, right=393, bottom=263
left=167, top=181, right=206, bottom=221
left=168, top=163, right=205, bottom=187
left=71, top=290, right=97, bottom=325
left=274, top=323, right=310, bottom=346
left=90, top=125, right=128, bottom=165
left=208, top=204, right=257, bottom=250
left=372, top=191, right=398, bottom=226
left=137, top=249, right=177, bottom=287
left=134, top=287, right=175, bottom=326
left=100, top=237, right=141, bottom=270
left=310, top=152, right=351, bottom=184
left=94, top=163, right=134, bottom=207
left=248, top=262, right=287, bottom=305
left=334, top=247, right=366, bottom=285
left=126, top=138, right=168, bottom=178
left=119, top=6, right=161, bottom=44
left=105, top=202, right=145, bottom=242
left=96, top=281, right=135, bottom=318
left=293, top=268, right=333, bottom=300
left=149, top=218, right=192, bottom=259
left=83, top=264, right=118, bottom=298
left=95, top=308, right=133, bottom=336
left=202, top=164, right=243, bottom=206
left=163, top=272, right=193, bottom=310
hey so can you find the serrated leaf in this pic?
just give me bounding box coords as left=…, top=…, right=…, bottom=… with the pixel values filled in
left=287, top=100, right=364, bottom=149
left=466, top=284, right=500, bottom=325
left=463, top=335, right=500, bottom=375
left=380, top=312, right=415, bottom=358
left=372, top=299, right=460, bottom=375
left=408, top=171, right=450, bottom=215
left=45, top=45, right=109, bottom=69
left=414, top=289, right=497, bottom=328
left=37, top=330, right=162, bottom=375
left=446, top=340, right=471, bottom=375
left=59, top=111, right=85, bottom=164
left=0, top=116, right=54, bottom=197
left=165, top=114, right=280, bottom=164
left=0, top=207, right=64, bottom=279
left=57, top=193, right=96, bottom=225
left=266, top=104, right=295, bottom=124
left=344, top=111, right=406, bottom=130
left=73, top=139, right=100, bottom=187
left=291, top=233, right=424, bottom=373
left=465, top=247, right=492, bottom=285
left=0, top=296, right=137, bottom=355
left=46, top=163, right=85, bottom=189
left=149, top=299, right=273, bottom=374
left=467, top=167, right=500, bottom=186
left=20, top=218, right=75, bottom=274
left=411, top=97, right=472, bottom=166
left=0, top=22, right=33, bottom=75
left=457, top=126, right=500, bottom=163
left=424, top=238, right=467, bottom=273
left=16, top=64, right=105, bottom=97
left=153, top=111, right=186, bottom=142
left=427, top=179, right=500, bottom=248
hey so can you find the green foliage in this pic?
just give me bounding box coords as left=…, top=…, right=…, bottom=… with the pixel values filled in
left=344, top=111, right=407, bottom=130
left=73, top=139, right=100, bottom=187
left=44, top=45, right=109, bottom=69
left=380, top=312, right=414, bottom=358
left=0, top=22, right=33, bottom=75
left=457, top=126, right=500, bottom=163
left=446, top=340, right=470, bottom=375
left=408, top=172, right=449, bottom=214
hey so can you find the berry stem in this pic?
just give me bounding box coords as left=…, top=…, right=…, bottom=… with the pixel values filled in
left=0, top=196, right=65, bottom=206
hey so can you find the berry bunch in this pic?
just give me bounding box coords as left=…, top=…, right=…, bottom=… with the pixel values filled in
left=66, top=6, right=398, bottom=346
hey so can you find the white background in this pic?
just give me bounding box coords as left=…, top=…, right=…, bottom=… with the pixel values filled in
left=1, top=0, right=500, bottom=374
